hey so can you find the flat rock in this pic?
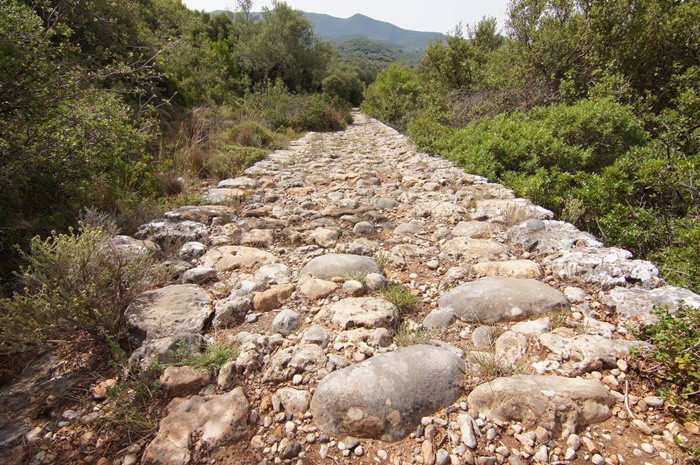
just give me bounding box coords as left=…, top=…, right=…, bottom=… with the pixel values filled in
left=240, top=229, right=274, bottom=248
left=308, top=227, right=341, bottom=248
left=275, top=387, right=311, bottom=417
left=440, top=238, right=508, bottom=262
left=471, top=260, right=543, bottom=279
left=452, top=221, right=493, bottom=239
left=218, top=176, right=257, bottom=189
left=262, top=344, right=328, bottom=383
left=539, top=333, right=648, bottom=376
left=438, top=277, right=570, bottom=324
left=507, top=220, right=602, bottom=255
left=212, top=295, right=252, bottom=329
left=317, top=297, right=399, bottom=330
left=160, top=366, right=212, bottom=397
left=394, top=222, right=424, bottom=236
left=298, top=276, right=338, bottom=300
left=128, top=333, right=203, bottom=372
left=494, top=331, right=529, bottom=367
left=135, top=219, right=209, bottom=244
left=467, top=375, right=614, bottom=435
left=546, top=247, right=659, bottom=289
left=271, top=309, right=301, bottom=336
left=165, top=205, right=236, bottom=224
left=311, top=345, right=466, bottom=441
left=603, top=286, right=700, bottom=325
left=423, top=309, right=457, bottom=330
left=125, top=285, right=212, bottom=347
left=142, top=387, right=249, bottom=465
left=201, top=188, right=248, bottom=204
left=253, top=284, right=295, bottom=312
left=300, top=254, right=380, bottom=279
left=200, top=246, right=278, bottom=273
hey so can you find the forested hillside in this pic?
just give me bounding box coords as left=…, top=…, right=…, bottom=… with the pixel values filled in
left=363, top=1, right=700, bottom=293
left=0, top=0, right=375, bottom=290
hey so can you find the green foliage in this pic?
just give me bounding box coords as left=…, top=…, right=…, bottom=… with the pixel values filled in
left=244, top=83, right=352, bottom=132
left=226, top=121, right=286, bottom=149
left=0, top=224, right=159, bottom=355
left=208, top=145, right=269, bottom=180
left=234, top=1, right=333, bottom=91
left=362, top=64, right=421, bottom=131
left=641, top=306, right=700, bottom=410
left=378, top=283, right=418, bottom=314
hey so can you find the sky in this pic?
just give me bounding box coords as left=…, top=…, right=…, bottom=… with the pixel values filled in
left=180, top=0, right=512, bottom=34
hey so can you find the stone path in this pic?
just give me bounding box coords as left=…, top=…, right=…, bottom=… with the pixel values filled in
left=4, top=112, right=700, bottom=465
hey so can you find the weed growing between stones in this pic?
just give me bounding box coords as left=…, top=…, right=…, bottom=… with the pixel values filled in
left=393, top=322, right=435, bottom=347
left=378, top=283, right=418, bottom=314
left=181, top=337, right=239, bottom=374
left=373, top=250, right=391, bottom=272
left=101, top=334, right=162, bottom=440
left=345, top=271, right=368, bottom=284
left=466, top=350, right=523, bottom=383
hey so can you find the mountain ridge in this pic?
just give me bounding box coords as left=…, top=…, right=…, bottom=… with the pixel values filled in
left=210, top=10, right=445, bottom=51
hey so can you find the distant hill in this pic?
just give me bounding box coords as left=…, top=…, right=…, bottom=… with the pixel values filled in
left=304, top=13, right=444, bottom=52
left=209, top=10, right=445, bottom=52
left=336, top=38, right=422, bottom=65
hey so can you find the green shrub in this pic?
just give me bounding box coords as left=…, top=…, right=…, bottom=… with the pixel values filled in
left=0, top=224, right=159, bottom=355
left=226, top=121, right=285, bottom=149
left=243, top=83, right=352, bottom=132
left=362, top=64, right=421, bottom=132
left=640, top=305, right=700, bottom=416
left=206, top=145, right=268, bottom=180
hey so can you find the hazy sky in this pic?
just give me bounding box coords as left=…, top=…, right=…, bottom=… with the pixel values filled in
left=180, top=0, right=512, bottom=34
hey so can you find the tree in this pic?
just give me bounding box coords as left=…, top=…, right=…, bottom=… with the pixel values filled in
left=234, top=1, right=332, bottom=91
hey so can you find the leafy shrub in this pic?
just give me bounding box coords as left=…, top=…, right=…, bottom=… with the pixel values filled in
left=226, top=121, right=287, bottom=149
left=0, top=224, right=159, bottom=355
left=640, top=305, right=700, bottom=415
left=362, top=64, right=421, bottom=131
left=206, top=145, right=268, bottom=180
left=244, top=82, right=352, bottom=132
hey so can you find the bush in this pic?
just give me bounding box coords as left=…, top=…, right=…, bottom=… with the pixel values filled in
left=0, top=224, right=159, bottom=355
left=243, top=82, right=352, bottom=132
left=206, top=145, right=269, bottom=180
left=640, top=305, right=700, bottom=416
left=362, top=64, right=421, bottom=132
left=225, top=121, right=284, bottom=149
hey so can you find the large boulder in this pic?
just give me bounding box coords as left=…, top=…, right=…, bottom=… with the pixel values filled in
left=142, top=388, right=249, bottom=465
left=311, top=345, right=466, bottom=442
left=300, top=254, right=380, bottom=279
left=438, top=277, right=570, bottom=324
left=125, top=285, right=212, bottom=348
left=467, top=375, right=615, bottom=436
